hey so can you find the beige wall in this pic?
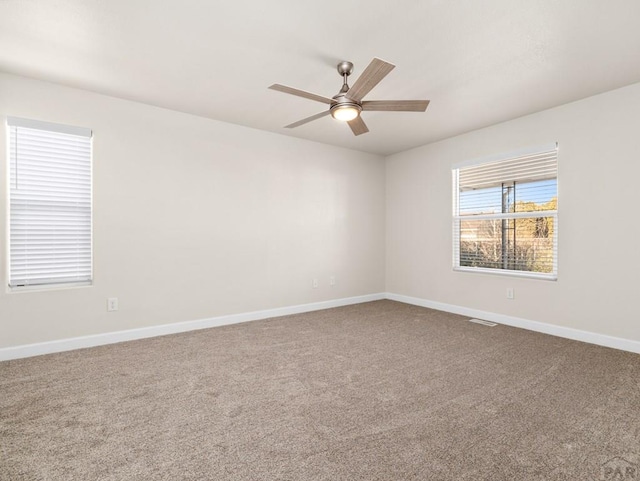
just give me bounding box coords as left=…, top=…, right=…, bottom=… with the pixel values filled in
left=0, top=73, right=386, bottom=348
left=3, top=72, right=639, bottom=351
left=386, top=81, right=640, bottom=343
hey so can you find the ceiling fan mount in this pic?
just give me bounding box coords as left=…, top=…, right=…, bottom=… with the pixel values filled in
left=269, top=58, right=430, bottom=136
left=336, top=61, right=354, bottom=77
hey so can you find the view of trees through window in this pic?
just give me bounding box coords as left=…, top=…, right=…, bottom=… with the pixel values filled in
left=457, top=179, right=557, bottom=274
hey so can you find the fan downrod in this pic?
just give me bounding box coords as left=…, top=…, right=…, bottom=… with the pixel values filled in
left=336, top=61, right=354, bottom=95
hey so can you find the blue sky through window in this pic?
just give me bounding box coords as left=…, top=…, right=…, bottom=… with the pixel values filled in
left=459, top=179, right=557, bottom=215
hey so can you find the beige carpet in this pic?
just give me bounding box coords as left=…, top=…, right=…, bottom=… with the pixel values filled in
left=1, top=300, right=639, bottom=480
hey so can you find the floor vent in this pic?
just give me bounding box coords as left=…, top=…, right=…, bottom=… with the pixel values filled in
left=469, top=318, right=498, bottom=327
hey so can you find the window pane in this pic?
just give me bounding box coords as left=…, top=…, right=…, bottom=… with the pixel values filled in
left=514, top=179, right=557, bottom=212
left=459, top=186, right=502, bottom=215
left=459, top=179, right=557, bottom=216
left=459, top=216, right=555, bottom=273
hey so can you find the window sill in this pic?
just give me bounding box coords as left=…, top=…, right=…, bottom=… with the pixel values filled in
left=453, top=266, right=557, bottom=281
left=8, top=281, right=93, bottom=294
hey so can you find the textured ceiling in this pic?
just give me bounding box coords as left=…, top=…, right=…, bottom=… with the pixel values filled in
left=1, top=0, right=640, bottom=156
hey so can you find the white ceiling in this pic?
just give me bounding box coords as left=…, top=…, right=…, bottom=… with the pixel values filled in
left=1, top=1, right=640, bottom=156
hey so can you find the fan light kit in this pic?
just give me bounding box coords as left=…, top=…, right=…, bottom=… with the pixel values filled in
left=269, top=58, right=430, bottom=136
left=331, top=103, right=360, bottom=122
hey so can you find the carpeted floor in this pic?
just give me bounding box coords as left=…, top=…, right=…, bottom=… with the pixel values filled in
left=1, top=300, right=639, bottom=480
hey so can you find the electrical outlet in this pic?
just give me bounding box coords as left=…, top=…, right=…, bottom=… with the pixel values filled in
left=107, top=297, right=119, bottom=312
left=312, top=278, right=319, bottom=289
left=506, top=288, right=514, bottom=300
left=329, top=276, right=336, bottom=286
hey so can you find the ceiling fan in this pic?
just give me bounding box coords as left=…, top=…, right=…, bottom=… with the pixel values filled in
left=269, top=58, right=430, bottom=136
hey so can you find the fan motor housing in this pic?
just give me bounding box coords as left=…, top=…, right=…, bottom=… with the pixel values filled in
left=331, top=94, right=361, bottom=110
left=330, top=94, right=362, bottom=121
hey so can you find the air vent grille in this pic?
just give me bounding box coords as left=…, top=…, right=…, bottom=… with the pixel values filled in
left=469, top=318, right=498, bottom=327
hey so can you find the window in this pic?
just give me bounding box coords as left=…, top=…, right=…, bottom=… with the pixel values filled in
left=452, top=144, right=558, bottom=279
left=8, top=117, right=92, bottom=288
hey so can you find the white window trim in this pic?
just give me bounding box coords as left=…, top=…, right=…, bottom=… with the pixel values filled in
left=452, top=143, right=558, bottom=281
left=452, top=142, right=558, bottom=169
left=7, top=116, right=92, bottom=138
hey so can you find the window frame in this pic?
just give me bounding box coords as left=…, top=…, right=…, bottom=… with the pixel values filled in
left=6, top=117, right=93, bottom=291
left=452, top=143, right=558, bottom=281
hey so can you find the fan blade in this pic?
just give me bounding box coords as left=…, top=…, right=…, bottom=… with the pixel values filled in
left=269, top=84, right=335, bottom=105
left=347, top=116, right=369, bottom=136
left=345, top=58, right=395, bottom=102
left=285, top=110, right=330, bottom=129
left=362, top=100, right=430, bottom=112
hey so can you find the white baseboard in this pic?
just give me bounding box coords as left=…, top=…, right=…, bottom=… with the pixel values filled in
left=0, top=293, right=386, bottom=361
left=3, top=291, right=638, bottom=361
left=386, top=292, right=640, bottom=355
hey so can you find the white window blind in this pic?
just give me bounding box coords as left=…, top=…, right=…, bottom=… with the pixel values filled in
left=453, top=144, right=558, bottom=279
left=8, top=117, right=93, bottom=288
